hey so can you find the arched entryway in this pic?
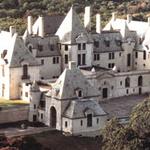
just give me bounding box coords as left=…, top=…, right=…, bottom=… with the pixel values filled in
left=50, top=106, right=57, bottom=128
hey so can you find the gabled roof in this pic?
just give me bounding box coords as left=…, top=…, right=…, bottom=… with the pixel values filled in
left=47, top=62, right=100, bottom=99
left=56, top=7, right=92, bottom=44
left=63, top=99, right=107, bottom=119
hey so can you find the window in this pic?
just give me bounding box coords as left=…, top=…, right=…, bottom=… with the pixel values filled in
left=83, top=43, right=86, bottom=50
left=143, top=51, right=146, bottom=60
left=25, top=92, right=28, bottom=97
left=94, top=54, right=100, bottom=61
left=77, top=90, right=82, bottom=97
left=127, top=54, right=131, bottom=67
left=120, top=81, right=122, bottom=86
left=53, top=57, right=59, bottom=64
left=105, top=40, right=110, bottom=47
left=87, top=114, right=92, bottom=127
left=138, top=76, right=143, bottom=86
left=41, top=113, right=43, bottom=119
left=125, top=77, right=130, bottom=88
left=81, top=120, right=83, bottom=126
left=82, top=54, right=86, bottom=65
left=78, top=54, right=81, bottom=66
left=34, top=104, right=36, bottom=109
left=94, top=41, right=99, bottom=48
left=38, top=44, right=43, bottom=51
left=65, top=55, right=68, bottom=64
left=65, top=121, right=68, bottom=127
left=97, top=118, right=99, bottom=124
left=108, top=63, right=115, bottom=68
left=65, top=45, right=68, bottom=51
left=22, top=65, right=29, bottom=79
left=50, top=44, right=54, bottom=51
left=119, top=52, right=121, bottom=57
left=2, top=84, right=5, bottom=97
left=78, top=44, right=81, bottom=50
left=135, top=52, right=138, bottom=58
left=41, top=59, right=44, bottom=65
left=2, top=65, right=4, bottom=77
left=29, top=45, right=32, bottom=52
left=126, top=89, right=129, bottom=94
left=109, top=53, right=115, bottom=60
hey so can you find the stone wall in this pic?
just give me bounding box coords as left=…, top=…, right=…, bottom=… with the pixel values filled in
left=0, top=106, right=29, bottom=124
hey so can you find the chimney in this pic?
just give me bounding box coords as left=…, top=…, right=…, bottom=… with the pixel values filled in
left=84, top=6, right=91, bottom=31
left=112, top=12, right=116, bottom=21
left=148, top=17, right=150, bottom=26
left=27, top=16, right=33, bottom=35
left=39, top=16, right=44, bottom=38
left=127, top=14, right=132, bottom=23
left=69, top=61, right=76, bottom=70
left=96, top=14, right=101, bottom=34
left=9, top=26, right=16, bottom=36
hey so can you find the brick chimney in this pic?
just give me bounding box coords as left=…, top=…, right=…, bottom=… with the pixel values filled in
left=84, top=6, right=91, bottom=31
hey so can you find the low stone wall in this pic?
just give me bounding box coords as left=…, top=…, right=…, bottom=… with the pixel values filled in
left=0, top=106, right=29, bottom=124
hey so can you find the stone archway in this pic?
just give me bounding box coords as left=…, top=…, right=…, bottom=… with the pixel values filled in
left=50, top=106, right=57, bottom=128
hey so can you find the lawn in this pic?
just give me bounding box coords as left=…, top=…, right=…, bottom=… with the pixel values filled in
left=0, top=98, right=29, bottom=107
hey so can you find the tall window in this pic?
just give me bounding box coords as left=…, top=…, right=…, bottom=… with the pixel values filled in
left=78, top=44, right=81, bottom=50
left=109, top=53, right=115, bottom=60
left=94, top=41, right=99, bottom=48
left=138, top=76, right=143, bottom=86
left=125, top=77, right=130, bottom=87
left=87, top=114, right=92, bottom=127
left=135, top=52, right=138, bottom=58
left=78, top=54, right=81, bottom=66
left=143, top=51, right=146, bottom=60
left=65, top=55, right=68, bottom=64
left=82, top=54, right=86, bottom=65
left=23, top=65, right=28, bottom=77
left=127, top=54, right=131, bottom=67
left=53, top=57, right=59, bottom=64
left=65, top=45, right=68, bottom=51
left=83, top=43, right=86, bottom=50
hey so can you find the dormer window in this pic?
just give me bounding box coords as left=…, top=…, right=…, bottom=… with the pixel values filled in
left=76, top=89, right=83, bottom=98
left=65, top=45, right=68, bottom=51
left=38, top=44, right=43, bottom=51
left=104, top=37, right=110, bottom=47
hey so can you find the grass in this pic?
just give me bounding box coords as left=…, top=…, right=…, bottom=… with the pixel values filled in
left=0, top=98, right=29, bottom=107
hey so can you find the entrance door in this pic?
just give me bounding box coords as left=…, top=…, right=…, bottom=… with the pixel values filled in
left=139, top=87, right=142, bottom=95
left=103, top=88, right=108, bottom=98
left=50, top=106, right=57, bottom=128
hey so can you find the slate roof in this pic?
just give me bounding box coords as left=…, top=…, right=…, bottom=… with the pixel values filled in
left=92, top=31, right=123, bottom=53
left=63, top=99, right=106, bottom=119
left=100, top=94, right=148, bottom=119
left=46, top=63, right=100, bottom=99
left=25, top=36, right=61, bottom=57
left=56, top=7, right=93, bottom=44
left=0, top=31, right=39, bottom=68
left=104, top=18, right=149, bottom=38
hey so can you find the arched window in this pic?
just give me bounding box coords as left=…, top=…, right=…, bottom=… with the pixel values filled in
left=125, top=77, right=130, bottom=87
left=138, top=76, right=143, bottom=86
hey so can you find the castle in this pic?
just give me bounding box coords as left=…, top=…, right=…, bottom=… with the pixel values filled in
left=0, top=6, right=150, bottom=136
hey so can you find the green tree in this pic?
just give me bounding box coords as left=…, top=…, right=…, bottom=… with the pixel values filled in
left=102, top=98, right=150, bottom=150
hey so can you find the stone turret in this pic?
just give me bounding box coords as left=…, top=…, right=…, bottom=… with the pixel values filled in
left=29, top=81, right=41, bottom=122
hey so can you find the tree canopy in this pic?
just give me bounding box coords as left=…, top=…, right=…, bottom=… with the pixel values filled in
left=102, top=98, right=150, bottom=150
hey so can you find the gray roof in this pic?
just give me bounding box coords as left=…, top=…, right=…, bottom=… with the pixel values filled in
left=56, top=7, right=93, bottom=44
left=63, top=99, right=106, bottom=119
left=92, top=31, right=123, bottom=53
left=47, top=64, right=100, bottom=99
left=43, top=15, right=65, bottom=35
left=25, top=36, right=61, bottom=57
left=100, top=94, right=148, bottom=119
left=9, top=35, right=40, bottom=67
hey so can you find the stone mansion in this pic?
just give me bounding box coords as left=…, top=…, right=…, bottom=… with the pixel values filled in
left=0, top=6, right=150, bottom=136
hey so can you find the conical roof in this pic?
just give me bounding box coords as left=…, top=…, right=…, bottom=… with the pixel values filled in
left=56, top=6, right=92, bottom=44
